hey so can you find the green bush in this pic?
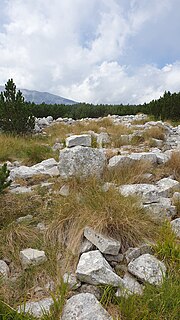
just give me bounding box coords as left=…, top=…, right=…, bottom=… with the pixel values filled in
left=0, top=79, right=35, bottom=134
left=0, top=163, right=11, bottom=194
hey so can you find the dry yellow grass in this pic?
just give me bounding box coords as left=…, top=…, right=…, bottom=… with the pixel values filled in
left=143, top=126, right=166, bottom=141
left=45, top=177, right=159, bottom=269
left=153, top=151, right=180, bottom=183
left=103, top=159, right=153, bottom=185
left=0, top=193, right=44, bottom=228
left=0, top=134, right=54, bottom=164
left=165, top=151, right=180, bottom=181
left=45, top=118, right=132, bottom=149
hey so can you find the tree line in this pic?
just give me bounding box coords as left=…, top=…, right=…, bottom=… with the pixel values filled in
left=30, top=91, right=180, bottom=121
left=0, top=79, right=180, bottom=136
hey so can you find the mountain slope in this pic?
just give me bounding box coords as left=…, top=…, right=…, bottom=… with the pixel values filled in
left=0, top=86, right=77, bottom=105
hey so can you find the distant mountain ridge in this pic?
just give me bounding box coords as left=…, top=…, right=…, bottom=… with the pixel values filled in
left=0, top=86, right=77, bottom=105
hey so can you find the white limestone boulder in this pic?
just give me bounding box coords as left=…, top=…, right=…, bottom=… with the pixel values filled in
left=128, top=254, right=166, bottom=285
left=10, top=158, right=59, bottom=180
left=108, top=155, right=135, bottom=170
left=63, top=273, right=81, bottom=290
left=171, top=218, right=180, bottom=238
left=61, top=293, right=112, bottom=320
left=20, top=248, right=47, bottom=268
left=0, top=260, right=9, bottom=278
left=172, top=192, right=180, bottom=203
left=17, top=297, right=53, bottom=318
left=118, top=184, right=159, bottom=203
left=128, top=152, right=158, bottom=165
left=84, top=227, right=121, bottom=255
left=156, top=178, right=180, bottom=197
left=66, top=134, right=91, bottom=147
left=76, top=250, right=124, bottom=287
left=116, top=273, right=143, bottom=297
left=97, top=132, right=110, bottom=147
left=58, top=146, right=106, bottom=178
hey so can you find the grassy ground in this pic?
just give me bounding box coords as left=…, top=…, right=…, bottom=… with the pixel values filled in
left=0, top=117, right=179, bottom=319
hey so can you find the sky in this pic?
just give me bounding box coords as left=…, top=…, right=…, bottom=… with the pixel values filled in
left=0, top=0, right=180, bottom=104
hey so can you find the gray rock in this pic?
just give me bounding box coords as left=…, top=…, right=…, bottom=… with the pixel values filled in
left=125, top=247, right=141, bottom=264
left=66, top=134, right=91, bottom=147
left=104, top=253, right=124, bottom=263
left=80, top=239, right=95, bottom=254
left=171, top=218, right=180, bottom=238
left=78, top=284, right=102, bottom=300
left=129, top=152, right=157, bottom=165
left=10, top=158, right=59, bottom=180
left=16, top=215, right=33, bottom=223
left=156, top=178, right=180, bottom=197
left=0, top=260, right=9, bottom=278
left=118, top=184, right=159, bottom=203
left=59, top=185, right=70, bottom=197
left=10, top=186, right=32, bottom=194
left=97, top=132, right=110, bottom=147
left=63, top=273, right=81, bottom=290
left=36, top=222, right=47, bottom=232
left=20, top=248, right=47, bottom=268
left=61, top=293, right=112, bottom=320
left=84, top=227, right=121, bottom=255
left=144, top=202, right=176, bottom=219
left=17, top=297, right=53, bottom=318
left=172, top=192, right=180, bottom=203
left=128, top=254, right=166, bottom=285
left=58, top=146, right=106, bottom=179
left=116, top=273, right=143, bottom=297
left=108, top=155, right=134, bottom=170
left=150, top=139, right=163, bottom=148
left=102, top=182, right=116, bottom=192
left=76, top=250, right=124, bottom=287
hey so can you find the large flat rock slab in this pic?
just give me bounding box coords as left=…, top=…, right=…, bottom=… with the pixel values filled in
left=128, top=253, right=166, bottom=285
left=61, top=293, right=112, bottom=320
left=76, top=250, right=124, bottom=287
left=84, top=227, right=121, bottom=255
left=66, top=134, right=91, bottom=147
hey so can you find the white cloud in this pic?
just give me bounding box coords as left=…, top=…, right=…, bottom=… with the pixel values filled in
left=0, top=0, right=180, bottom=104
left=59, top=61, right=180, bottom=104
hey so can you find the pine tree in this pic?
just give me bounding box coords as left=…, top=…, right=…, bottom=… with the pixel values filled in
left=0, top=79, right=35, bottom=134
left=0, top=163, right=11, bottom=194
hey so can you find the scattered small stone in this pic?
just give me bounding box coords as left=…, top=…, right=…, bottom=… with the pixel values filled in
left=61, top=293, right=113, bottom=320
left=66, top=134, right=91, bottom=147
left=20, top=248, right=47, bottom=268
left=84, top=227, right=121, bottom=255
left=78, top=284, right=102, bottom=300
left=128, top=253, right=166, bottom=285
left=16, top=215, right=33, bottom=223
left=0, top=260, right=10, bottom=278
left=17, top=297, right=53, bottom=318
left=59, top=184, right=70, bottom=197
left=116, top=272, right=143, bottom=297
left=156, top=177, right=180, bottom=197
left=171, top=218, right=180, bottom=238
left=125, top=247, right=141, bottom=264
left=76, top=250, right=124, bottom=287
left=80, top=238, right=95, bottom=254
left=63, top=273, right=81, bottom=290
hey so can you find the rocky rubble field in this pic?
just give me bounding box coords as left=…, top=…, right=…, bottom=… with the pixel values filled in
left=0, top=113, right=180, bottom=319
